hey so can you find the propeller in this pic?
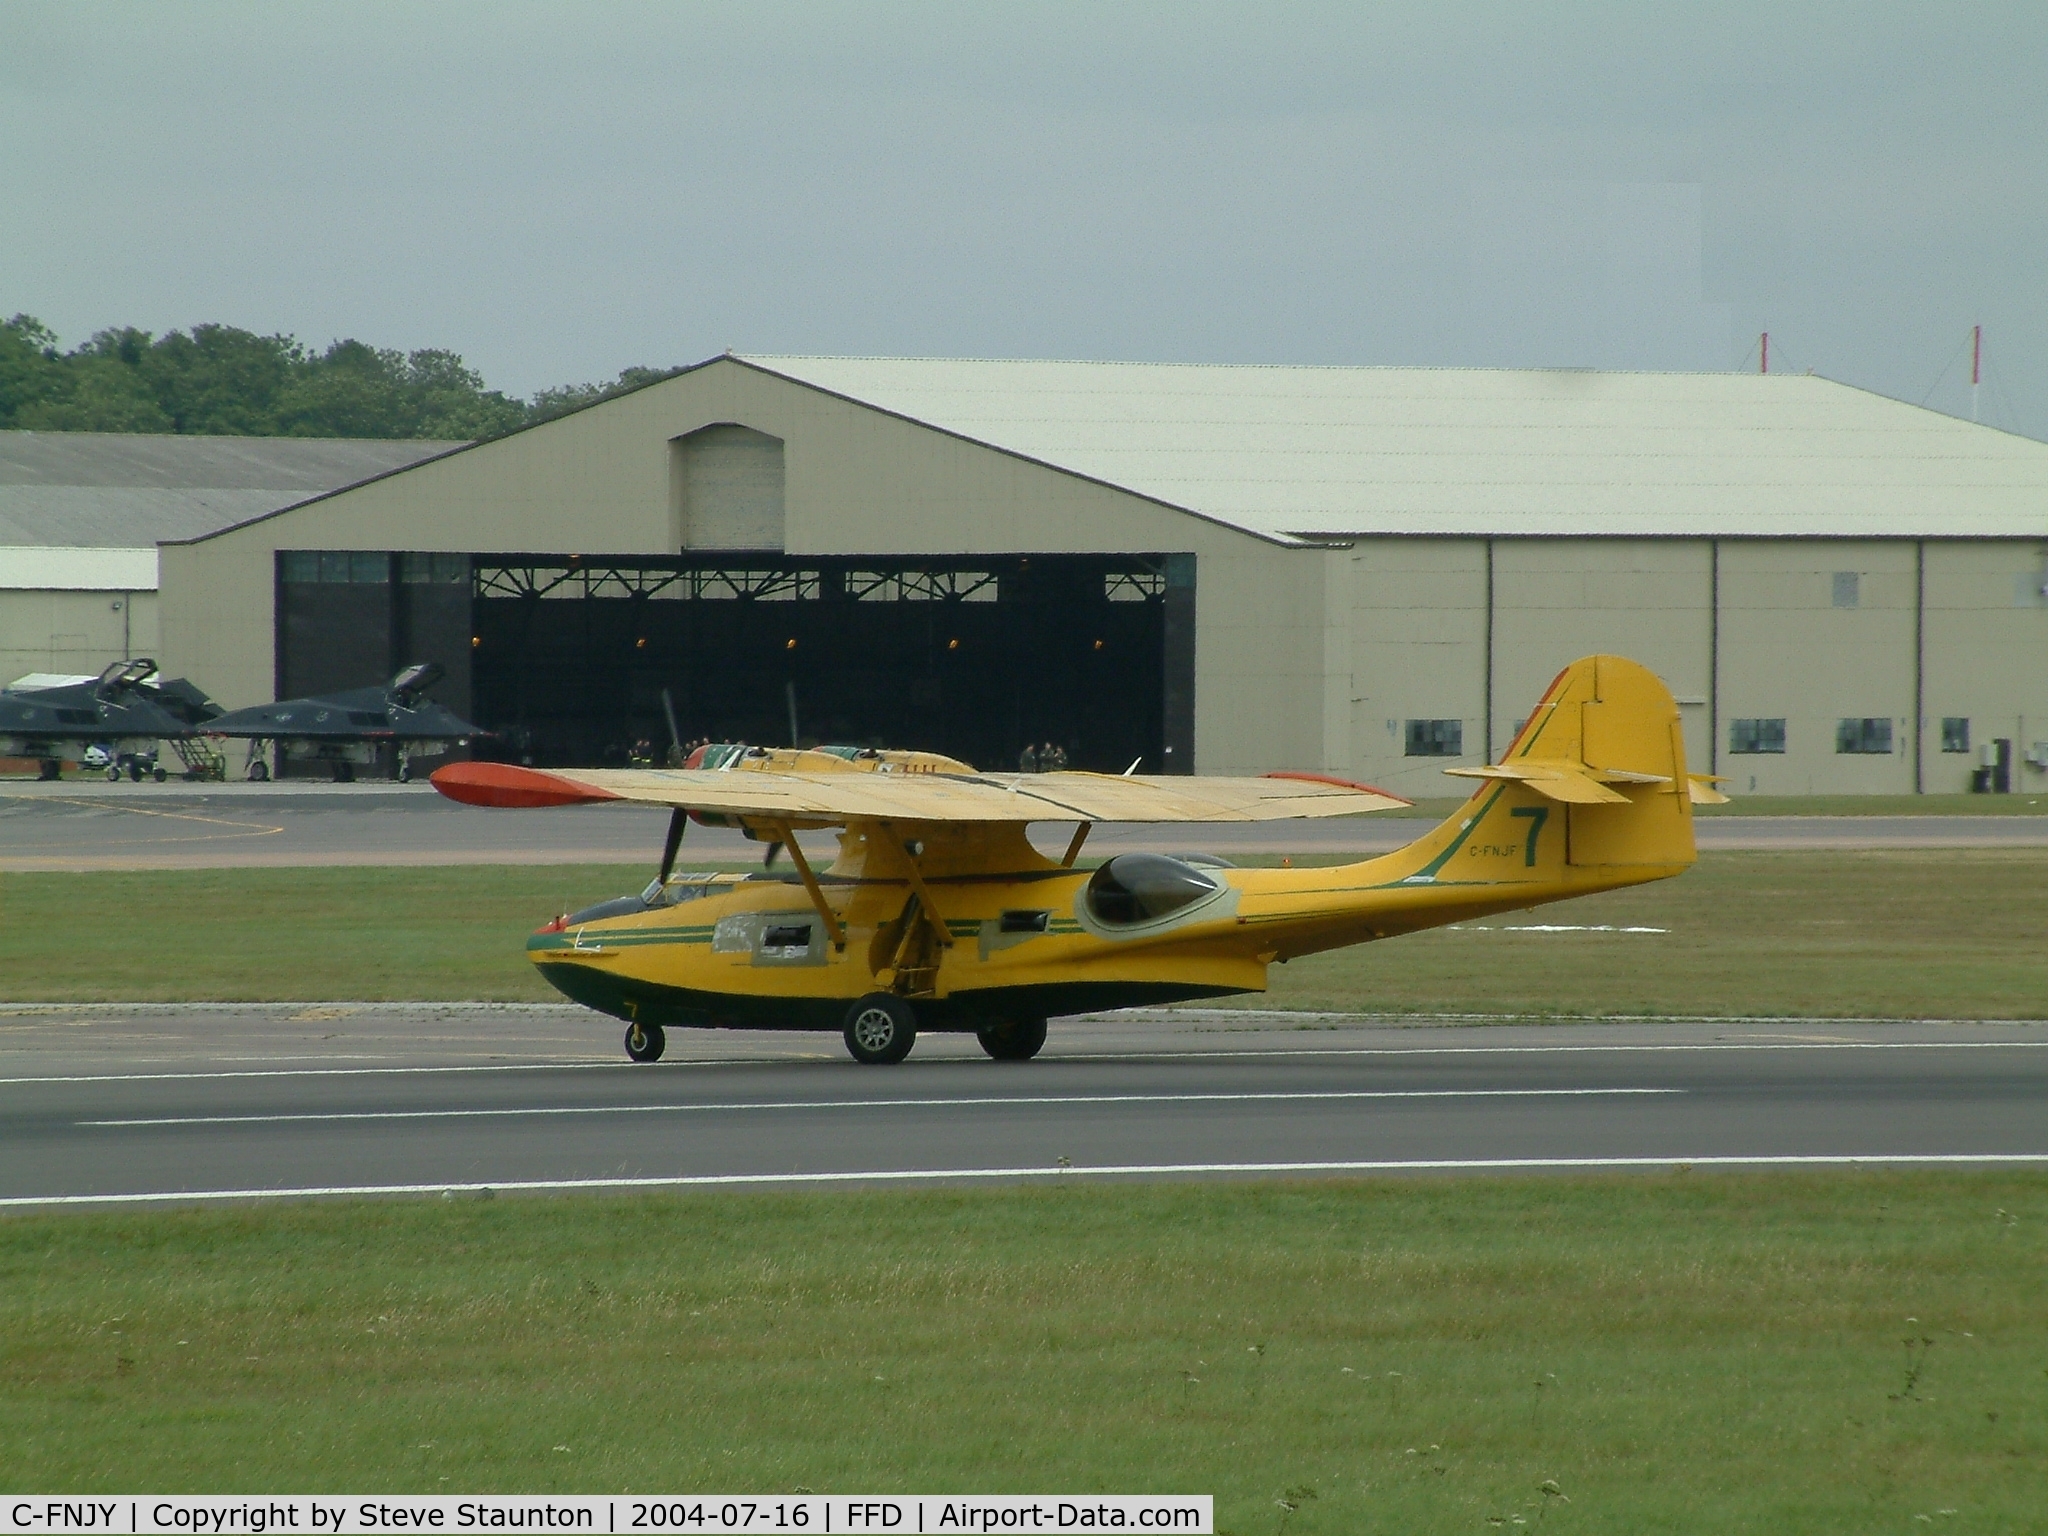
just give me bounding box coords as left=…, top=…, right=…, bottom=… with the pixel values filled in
left=763, top=840, right=783, bottom=868
left=657, top=807, right=687, bottom=884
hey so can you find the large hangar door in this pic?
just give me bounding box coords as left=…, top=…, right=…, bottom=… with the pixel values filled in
left=274, top=550, right=472, bottom=716
left=469, top=554, right=1196, bottom=773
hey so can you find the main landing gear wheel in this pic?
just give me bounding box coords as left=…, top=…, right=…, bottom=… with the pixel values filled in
left=624, top=1020, right=666, bottom=1063
left=977, top=1018, right=1048, bottom=1062
left=843, top=993, right=917, bottom=1065
left=247, top=759, right=269, bottom=782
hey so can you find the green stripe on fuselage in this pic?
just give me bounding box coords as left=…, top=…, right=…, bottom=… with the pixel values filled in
left=1376, top=783, right=1509, bottom=887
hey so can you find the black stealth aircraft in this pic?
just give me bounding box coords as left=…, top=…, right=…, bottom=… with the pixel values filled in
left=207, top=662, right=485, bottom=781
left=0, top=659, right=216, bottom=780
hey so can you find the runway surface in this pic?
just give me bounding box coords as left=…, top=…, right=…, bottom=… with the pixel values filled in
left=6, top=780, right=2048, bottom=869
left=4, top=1005, right=2043, bottom=1206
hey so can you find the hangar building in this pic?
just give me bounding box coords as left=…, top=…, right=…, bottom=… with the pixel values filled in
left=158, top=356, right=2048, bottom=797
left=1, top=431, right=456, bottom=686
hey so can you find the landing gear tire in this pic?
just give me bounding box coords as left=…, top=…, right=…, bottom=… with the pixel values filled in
left=843, top=993, right=917, bottom=1065
left=977, top=1017, right=1048, bottom=1062
left=624, top=1020, right=666, bottom=1063
left=248, top=759, right=270, bottom=782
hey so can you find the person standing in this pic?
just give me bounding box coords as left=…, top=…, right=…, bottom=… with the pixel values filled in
left=1018, top=742, right=1040, bottom=772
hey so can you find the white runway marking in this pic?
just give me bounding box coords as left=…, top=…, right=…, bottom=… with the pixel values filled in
left=81, top=1086, right=1681, bottom=1128
left=7, top=1036, right=2048, bottom=1086
left=6, top=1153, right=2047, bottom=1208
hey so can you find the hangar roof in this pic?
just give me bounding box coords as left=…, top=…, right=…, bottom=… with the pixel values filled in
left=0, top=431, right=462, bottom=551
left=738, top=356, right=2048, bottom=544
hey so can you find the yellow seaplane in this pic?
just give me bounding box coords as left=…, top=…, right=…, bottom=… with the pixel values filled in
left=433, top=655, right=1720, bottom=1064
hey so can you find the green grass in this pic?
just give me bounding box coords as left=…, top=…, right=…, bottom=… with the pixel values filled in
left=1694, top=794, right=2048, bottom=817
left=4, top=1175, right=2044, bottom=1527
left=0, top=864, right=650, bottom=1004
left=1385, top=794, right=2048, bottom=818
left=1239, top=847, right=2048, bottom=1019
left=5, top=850, right=2046, bottom=1018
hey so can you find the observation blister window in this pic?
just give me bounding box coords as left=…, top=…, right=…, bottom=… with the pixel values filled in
left=1084, top=855, right=1222, bottom=927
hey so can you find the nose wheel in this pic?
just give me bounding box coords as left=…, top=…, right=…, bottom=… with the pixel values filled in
left=843, top=994, right=917, bottom=1065
left=624, top=1020, right=666, bottom=1063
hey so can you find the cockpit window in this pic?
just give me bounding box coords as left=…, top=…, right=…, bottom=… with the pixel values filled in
left=640, top=876, right=723, bottom=907
left=564, top=894, right=649, bottom=926
left=1084, top=854, right=1223, bottom=927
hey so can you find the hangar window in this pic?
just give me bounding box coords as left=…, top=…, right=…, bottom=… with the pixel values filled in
left=1104, top=571, right=1165, bottom=603
left=1085, top=854, right=1220, bottom=927
left=280, top=551, right=389, bottom=584
left=1831, top=572, right=1860, bottom=608
left=1728, top=718, right=1786, bottom=755
left=1404, top=719, right=1464, bottom=757
left=1941, top=718, right=1971, bottom=753
left=400, top=552, right=468, bottom=585
left=1836, top=718, right=1894, bottom=754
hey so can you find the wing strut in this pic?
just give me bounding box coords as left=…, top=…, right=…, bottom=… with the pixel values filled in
left=881, top=821, right=951, bottom=949
left=1061, top=823, right=1091, bottom=867
left=768, top=821, right=845, bottom=951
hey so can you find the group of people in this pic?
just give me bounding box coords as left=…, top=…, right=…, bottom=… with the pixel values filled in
left=1017, top=740, right=1070, bottom=772
left=625, top=736, right=712, bottom=768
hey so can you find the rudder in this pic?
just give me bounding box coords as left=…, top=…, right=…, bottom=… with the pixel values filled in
left=1468, top=654, right=1700, bottom=870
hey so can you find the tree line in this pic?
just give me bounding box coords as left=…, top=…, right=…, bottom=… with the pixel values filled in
left=0, top=314, right=679, bottom=440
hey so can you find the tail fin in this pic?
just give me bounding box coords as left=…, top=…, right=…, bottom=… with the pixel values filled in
left=1376, top=655, right=1700, bottom=893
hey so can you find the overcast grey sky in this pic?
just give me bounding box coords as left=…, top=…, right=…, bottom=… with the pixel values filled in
left=5, top=2, right=2045, bottom=436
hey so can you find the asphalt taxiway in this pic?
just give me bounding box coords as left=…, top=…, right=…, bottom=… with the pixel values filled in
left=6, top=780, right=2048, bottom=870
left=4, top=1006, right=2043, bottom=1206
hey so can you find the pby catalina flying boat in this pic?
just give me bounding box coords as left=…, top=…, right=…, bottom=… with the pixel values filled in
left=433, top=656, right=1723, bottom=1065
left=0, top=659, right=209, bottom=781
left=208, top=662, right=484, bottom=781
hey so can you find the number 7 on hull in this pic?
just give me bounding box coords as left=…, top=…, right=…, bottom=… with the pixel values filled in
left=434, top=655, right=1721, bottom=1064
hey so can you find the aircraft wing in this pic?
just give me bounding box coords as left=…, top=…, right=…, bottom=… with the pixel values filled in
left=431, top=762, right=1408, bottom=824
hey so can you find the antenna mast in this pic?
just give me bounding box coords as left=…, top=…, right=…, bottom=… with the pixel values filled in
left=1759, top=332, right=1768, bottom=375
left=1971, top=324, right=1982, bottom=422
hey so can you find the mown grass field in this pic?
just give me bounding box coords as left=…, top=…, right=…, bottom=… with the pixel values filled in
left=4, top=849, right=2045, bottom=1017
left=1384, top=794, right=2048, bottom=819
left=4, top=1174, right=2044, bottom=1527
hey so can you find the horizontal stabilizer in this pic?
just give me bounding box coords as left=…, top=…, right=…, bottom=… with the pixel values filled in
left=1441, top=760, right=1651, bottom=804
left=1687, top=773, right=1732, bottom=806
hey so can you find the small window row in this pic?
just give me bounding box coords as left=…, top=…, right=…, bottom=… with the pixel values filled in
left=280, top=551, right=469, bottom=585
left=1726, top=717, right=1974, bottom=756
left=1403, top=719, right=1463, bottom=757
left=1403, top=715, right=1973, bottom=759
